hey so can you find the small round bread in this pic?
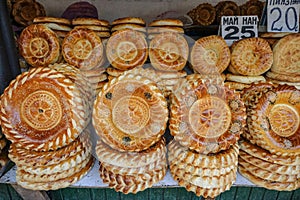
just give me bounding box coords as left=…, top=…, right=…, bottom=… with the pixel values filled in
left=240, top=0, right=264, bottom=19
left=62, top=28, right=104, bottom=70
left=266, top=71, right=300, bottom=83
left=149, top=32, right=189, bottom=71
left=96, top=138, right=166, bottom=168
left=247, top=85, right=300, bottom=156
left=19, top=24, right=60, bottom=67
left=168, top=139, right=239, bottom=169
left=111, top=24, right=146, bottom=33
left=215, top=1, right=240, bottom=24
left=226, top=74, right=266, bottom=84
left=42, top=22, right=72, bottom=31
left=74, top=25, right=110, bottom=32
left=72, top=18, right=109, bottom=27
left=0, top=67, right=87, bottom=151
left=112, top=17, right=146, bottom=26
left=106, top=67, right=125, bottom=77
left=238, top=165, right=300, bottom=191
left=16, top=156, right=94, bottom=191
left=106, top=29, right=148, bottom=70
left=239, top=149, right=300, bottom=175
left=230, top=37, right=273, bottom=76
left=149, top=18, right=183, bottom=27
left=33, top=17, right=71, bottom=25
left=92, top=73, right=168, bottom=152
left=188, top=3, right=216, bottom=26
left=169, top=76, right=246, bottom=154
left=147, top=26, right=185, bottom=34
left=191, top=35, right=230, bottom=74
left=12, top=0, right=46, bottom=26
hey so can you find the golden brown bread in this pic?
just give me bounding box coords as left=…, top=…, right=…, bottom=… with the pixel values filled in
left=149, top=32, right=188, bottom=71
left=92, top=73, right=168, bottom=152
left=230, top=37, right=273, bottom=76
left=191, top=35, right=230, bottom=74
left=0, top=67, right=88, bottom=151
left=62, top=28, right=104, bottom=70
left=19, top=24, right=60, bottom=67
left=169, top=75, right=246, bottom=154
left=106, top=29, right=148, bottom=70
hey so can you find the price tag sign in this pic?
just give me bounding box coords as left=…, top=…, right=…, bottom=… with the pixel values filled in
left=221, top=16, right=258, bottom=46
left=267, top=0, right=300, bottom=32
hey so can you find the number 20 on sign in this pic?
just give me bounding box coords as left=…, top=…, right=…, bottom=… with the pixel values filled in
left=267, top=0, right=300, bottom=32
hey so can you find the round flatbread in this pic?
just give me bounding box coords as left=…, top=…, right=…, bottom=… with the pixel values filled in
left=215, top=1, right=240, bottom=24
left=33, top=17, right=71, bottom=25
left=72, top=18, right=109, bottom=27
left=0, top=67, right=87, bottom=151
left=19, top=24, right=60, bottom=67
left=187, top=3, right=216, bottom=26
left=149, top=18, right=183, bottom=27
left=111, top=24, right=146, bottom=33
left=62, top=28, right=104, bottom=70
left=191, top=35, right=230, bottom=74
left=149, top=32, right=189, bottom=71
left=169, top=75, right=246, bottom=154
left=247, top=84, right=300, bottom=156
left=106, top=29, right=148, bottom=70
left=92, top=73, right=168, bottom=152
left=230, top=37, right=273, bottom=76
left=112, top=17, right=146, bottom=26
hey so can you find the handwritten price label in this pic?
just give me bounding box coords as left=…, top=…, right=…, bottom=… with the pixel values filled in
left=221, top=16, right=258, bottom=46
left=267, top=0, right=300, bottom=32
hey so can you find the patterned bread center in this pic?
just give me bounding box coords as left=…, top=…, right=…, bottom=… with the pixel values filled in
left=158, top=42, right=180, bottom=63
left=21, top=90, right=62, bottom=131
left=21, top=5, right=36, bottom=21
left=30, top=38, right=49, bottom=58
left=189, top=96, right=232, bottom=138
left=204, top=49, right=218, bottom=65
left=73, top=39, right=93, bottom=59
left=117, top=41, right=138, bottom=62
left=242, top=50, right=257, bottom=65
left=112, top=95, right=150, bottom=134
left=269, top=104, right=299, bottom=137
left=200, top=9, right=210, bottom=21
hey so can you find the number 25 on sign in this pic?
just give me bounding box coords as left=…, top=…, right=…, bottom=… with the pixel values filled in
left=267, top=0, right=300, bottom=32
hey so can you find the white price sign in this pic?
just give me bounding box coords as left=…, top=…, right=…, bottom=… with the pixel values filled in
left=221, top=16, right=258, bottom=46
left=267, top=0, right=300, bottom=32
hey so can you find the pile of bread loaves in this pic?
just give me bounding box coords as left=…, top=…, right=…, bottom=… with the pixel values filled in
left=0, top=11, right=299, bottom=198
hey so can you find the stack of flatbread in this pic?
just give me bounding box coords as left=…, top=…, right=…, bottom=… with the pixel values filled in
left=32, top=17, right=72, bottom=63
left=93, top=72, right=169, bottom=194
left=147, top=18, right=184, bottom=40
left=71, top=17, right=111, bottom=44
left=0, top=65, right=94, bottom=190
left=61, top=27, right=108, bottom=97
left=111, top=17, right=146, bottom=35
left=147, top=19, right=188, bottom=97
left=265, top=33, right=300, bottom=90
left=225, top=37, right=273, bottom=91
left=239, top=82, right=300, bottom=191
left=168, top=74, right=246, bottom=198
